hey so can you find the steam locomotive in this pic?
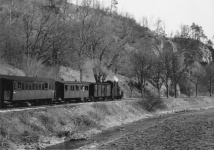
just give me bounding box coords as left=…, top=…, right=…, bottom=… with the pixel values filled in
left=0, top=75, right=123, bottom=108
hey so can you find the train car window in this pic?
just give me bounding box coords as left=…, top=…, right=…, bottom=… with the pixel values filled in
left=29, top=83, right=32, bottom=90
left=22, top=83, right=25, bottom=90
left=65, top=85, right=68, bottom=91
left=45, top=83, right=48, bottom=90
left=38, top=83, right=41, bottom=90
left=49, top=83, right=51, bottom=90
left=25, top=83, right=28, bottom=90
left=18, top=82, right=21, bottom=90
left=70, top=86, right=74, bottom=91
left=32, top=83, right=35, bottom=90
left=85, top=86, right=88, bottom=91
left=81, top=85, right=84, bottom=91
left=76, top=85, right=79, bottom=91
left=13, top=82, right=18, bottom=90
left=35, top=83, right=38, bottom=90
left=42, top=84, right=45, bottom=90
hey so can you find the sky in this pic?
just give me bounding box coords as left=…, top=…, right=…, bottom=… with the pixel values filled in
left=99, top=0, right=214, bottom=42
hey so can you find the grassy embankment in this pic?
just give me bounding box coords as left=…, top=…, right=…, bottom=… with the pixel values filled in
left=0, top=97, right=214, bottom=149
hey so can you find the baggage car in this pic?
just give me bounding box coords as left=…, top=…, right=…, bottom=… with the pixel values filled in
left=89, top=82, right=112, bottom=101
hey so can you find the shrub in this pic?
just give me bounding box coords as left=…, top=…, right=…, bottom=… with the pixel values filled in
left=19, top=131, right=39, bottom=143
left=139, top=91, right=165, bottom=112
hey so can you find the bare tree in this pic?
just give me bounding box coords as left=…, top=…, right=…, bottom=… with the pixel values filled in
left=131, top=49, right=154, bottom=98
left=179, top=24, right=190, bottom=38
left=190, top=22, right=207, bottom=42
left=69, top=1, right=94, bottom=81
left=160, top=44, right=173, bottom=98
left=85, top=12, right=131, bottom=82
left=20, top=3, right=60, bottom=76
left=128, top=79, right=135, bottom=98
left=149, top=56, right=164, bottom=95
left=205, top=62, right=214, bottom=97
left=191, top=62, right=205, bottom=97
left=169, top=52, right=188, bottom=98
left=43, top=22, right=73, bottom=80
left=141, top=16, right=148, bottom=28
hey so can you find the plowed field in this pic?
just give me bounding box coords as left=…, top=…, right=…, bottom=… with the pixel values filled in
left=97, top=109, right=214, bottom=150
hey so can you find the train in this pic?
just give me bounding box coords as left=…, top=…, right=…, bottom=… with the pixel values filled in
left=0, top=74, right=123, bottom=108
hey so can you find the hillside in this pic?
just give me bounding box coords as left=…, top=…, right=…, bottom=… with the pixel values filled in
left=0, top=0, right=213, bottom=97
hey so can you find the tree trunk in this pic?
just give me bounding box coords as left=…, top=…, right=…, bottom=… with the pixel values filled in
left=143, top=80, right=146, bottom=95
left=195, top=82, right=198, bottom=97
left=53, top=61, right=58, bottom=81
left=140, top=83, right=144, bottom=99
left=210, top=77, right=212, bottom=97
left=174, top=84, right=177, bottom=98
left=80, top=68, right=83, bottom=82
left=130, top=89, right=133, bottom=98
left=157, top=85, right=161, bottom=96
left=166, top=80, right=169, bottom=98
left=141, top=91, right=144, bottom=99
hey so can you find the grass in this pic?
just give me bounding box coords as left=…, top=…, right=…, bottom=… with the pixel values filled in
left=0, top=101, right=145, bottom=149
left=1, top=98, right=214, bottom=149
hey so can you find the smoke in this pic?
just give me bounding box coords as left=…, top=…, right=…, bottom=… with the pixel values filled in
left=113, top=76, right=119, bottom=82
left=83, top=59, right=119, bottom=82
left=22, top=57, right=56, bottom=79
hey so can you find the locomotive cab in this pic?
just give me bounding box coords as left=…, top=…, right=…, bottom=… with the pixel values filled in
left=107, top=80, right=123, bottom=100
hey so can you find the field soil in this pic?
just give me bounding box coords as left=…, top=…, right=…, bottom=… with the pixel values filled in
left=89, top=108, right=214, bottom=150
left=0, top=97, right=214, bottom=150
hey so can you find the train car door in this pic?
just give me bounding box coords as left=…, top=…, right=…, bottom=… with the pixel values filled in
left=98, top=84, right=102, bottom=97
left=0, top=78, right=2, bottom=108
left=84, top=85, right=89, bottom=97
left=94, top=84, right=98, bottom=97
left=76, top=85, right=80, bottom=98
left=0, top=78, right=3, bottom=108
left=64, top=84, right=68, bottom=99
left=80, top=84, right=84, bottom=100
left=3, top=79, right=13, bottom=102
left=106, top=84, right=111, bottom=97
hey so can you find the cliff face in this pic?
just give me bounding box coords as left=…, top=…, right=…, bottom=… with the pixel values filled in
left=172, top=38, right=212, bottom=64
left=199, top=46, right=212, bottom=63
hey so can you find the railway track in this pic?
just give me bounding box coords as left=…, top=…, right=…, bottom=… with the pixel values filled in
left=0, top=98, right=137, bottom=113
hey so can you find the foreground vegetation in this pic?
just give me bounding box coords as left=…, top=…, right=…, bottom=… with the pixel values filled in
left=0, top=97, right=214, bottom=149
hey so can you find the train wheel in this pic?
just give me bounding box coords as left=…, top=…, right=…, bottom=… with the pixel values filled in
left=48, top=98, right=53, bottom=104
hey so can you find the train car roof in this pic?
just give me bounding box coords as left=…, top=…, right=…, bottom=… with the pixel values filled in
left=57, top=81, right=91, bottom=85
left=0, top=74, right=55, bottom=82
left=92, top=82, right=113, bottom=84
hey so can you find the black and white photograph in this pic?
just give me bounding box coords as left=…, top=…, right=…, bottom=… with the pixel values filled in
left=0, top=0, right=214, bottom=149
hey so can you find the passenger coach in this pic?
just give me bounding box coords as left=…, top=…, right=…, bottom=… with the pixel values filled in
left=0, top=75, right=55, bottom=108
left=55, top=81, right=90, bottom=102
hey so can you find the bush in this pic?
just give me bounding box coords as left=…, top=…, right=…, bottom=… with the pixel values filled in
left=139, top=91, right=165, bottom=112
